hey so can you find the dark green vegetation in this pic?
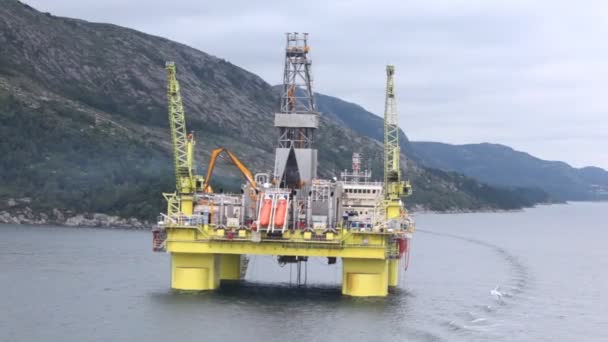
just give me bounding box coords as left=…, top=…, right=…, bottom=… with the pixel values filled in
left=0, top=1, right=554, bottom=221
left=0, top=87, right=172, bottom=220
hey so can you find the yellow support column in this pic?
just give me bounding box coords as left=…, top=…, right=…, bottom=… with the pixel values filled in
left=388, top=259, right=399, bottom=287
left=180, top=194, right=194, bottom=216
left=171, top=253, right=220, bottom=291
left=220, top=254, right=242, bottom=281
left=386, top=200, right=401, bottom=220
left=342, top=258, right=389, bottom=297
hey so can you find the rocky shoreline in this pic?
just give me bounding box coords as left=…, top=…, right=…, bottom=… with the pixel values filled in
left=0, top=197, right=556, bottom=230
left=0, top=198, right=151, bottom=229
left=408, top=204, right=524, bottom=215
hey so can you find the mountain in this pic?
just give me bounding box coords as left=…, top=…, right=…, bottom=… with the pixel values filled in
left=313, top=91, right=608, bottom=202
left=0, top=0, right=544, bottom=224
left=314, top=92, right=413, bottom=154
left=411, top=142, right=608, bottom=201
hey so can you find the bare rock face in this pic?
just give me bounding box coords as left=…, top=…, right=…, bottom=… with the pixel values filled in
left=64, top=215, right=86, bottom=227
left=0, top=211, right=14, bottom=223
left=0, top=207, right=150, bottom=229
left=52, top=209, right=65, bottom=222
left=63, top=212, right=149, bottom=229
left=0, top=0, right=279, bottom=151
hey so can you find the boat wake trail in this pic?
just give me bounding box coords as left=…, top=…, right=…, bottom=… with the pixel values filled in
left=417, top=229, right=531, bottom=338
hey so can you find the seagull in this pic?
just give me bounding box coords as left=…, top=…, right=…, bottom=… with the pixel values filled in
left=490, top=285, right=504, bottom=300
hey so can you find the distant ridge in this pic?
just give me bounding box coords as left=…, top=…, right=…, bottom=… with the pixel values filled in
left=313, top=92, right=608, bottom=201
left=411, top=142, right=608, bottom=201
left=0, top=0, right=549, bottom=222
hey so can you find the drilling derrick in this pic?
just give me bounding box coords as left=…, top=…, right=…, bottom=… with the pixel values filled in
left=274, top=32, right=319, bottom=188
left=383, top=65, right=412, bottom=219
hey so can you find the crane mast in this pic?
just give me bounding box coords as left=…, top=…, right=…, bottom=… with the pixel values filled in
left=165, top=62, right=202, bottom=215
left=383, top=65, right=400, bottom=195
left=383, top=65, right=411, bottom=218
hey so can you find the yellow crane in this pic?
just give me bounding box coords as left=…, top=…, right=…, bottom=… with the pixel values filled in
left=163, top=62, right=203, bottom=216
left=383, top=65, right=412, bottom=219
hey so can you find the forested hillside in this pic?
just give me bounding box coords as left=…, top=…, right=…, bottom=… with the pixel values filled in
left=0, top=0, right=548, bottom=225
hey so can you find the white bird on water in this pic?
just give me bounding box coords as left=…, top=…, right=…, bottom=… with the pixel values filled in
left=490, top=285, right=504, bottom=300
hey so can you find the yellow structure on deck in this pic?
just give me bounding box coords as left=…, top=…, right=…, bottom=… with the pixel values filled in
left=383, top=65, right=412, bottom=221
left=154, top=46, right=414, bottom=298
left=163, top=62, right=204, bottom=217
left=163, top=222, right=408, bottom=297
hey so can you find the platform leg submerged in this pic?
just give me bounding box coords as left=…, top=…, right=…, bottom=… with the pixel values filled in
left=388, top=259, right=400, bottom=287
left=219, top=254, right=242, bottom=281
left=342, top=258, right=389, bottom=297
left=171, top=253, right=220, bottom=291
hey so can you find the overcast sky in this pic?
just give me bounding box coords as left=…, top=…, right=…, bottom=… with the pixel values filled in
left=25, top=0, right=608, bottom=169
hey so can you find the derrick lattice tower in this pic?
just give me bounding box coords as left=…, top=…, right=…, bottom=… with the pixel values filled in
left=383, top=65, right=411, bottom=216
left=164, top=62, right=203, bottom=216
left=274, top=33, right=319, bottom=188
left=383, top=65, right=400, bottom=197
left=166, top=62, right=193, bottom=193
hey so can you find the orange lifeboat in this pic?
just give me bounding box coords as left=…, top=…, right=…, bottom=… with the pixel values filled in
left=274, top=198, right=288, bottom=227
left=259, top=197, right=272, bottom=227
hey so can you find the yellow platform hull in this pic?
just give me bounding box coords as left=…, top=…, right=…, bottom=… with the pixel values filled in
left=165, top=226, right=406, bottom=297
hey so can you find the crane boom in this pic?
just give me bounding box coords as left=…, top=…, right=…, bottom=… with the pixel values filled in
left=384, top=65, right=401, bottom=199
left=383, top=65, right=411, bottom=216
left=164, top=62, right=204, bottom=216
left=203, top=148, right=258, bottom=192
left=166, top=61, right=195, bottom=195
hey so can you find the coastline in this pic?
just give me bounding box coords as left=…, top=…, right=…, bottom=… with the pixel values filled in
left=0, top=200, right=151, bottom=230
left=409, top=207, right=524, bottom=215
left=0, top=199, right=584, bottom=230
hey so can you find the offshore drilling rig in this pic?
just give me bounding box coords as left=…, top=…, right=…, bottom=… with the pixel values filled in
left=153, top=33, right=415, bottom=297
